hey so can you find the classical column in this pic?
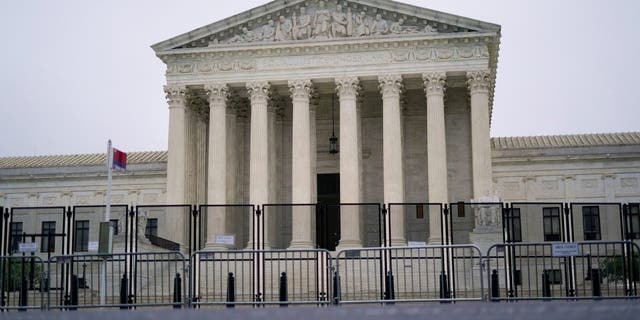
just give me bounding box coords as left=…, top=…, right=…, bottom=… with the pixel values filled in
left=336, top=76, right=363, bottom=249
left=467, top=71, right=493, bottom=199
left=164, top=85, right=187, bottom=205
left=423, top=72, right=448, bottom=244
left=247, top=81, right=271, bottom=248
left=379, top=74, right=406, bottom=246
left=204, top=83, right=229, bottom=249
left=288, top=79, right=315, bottom=248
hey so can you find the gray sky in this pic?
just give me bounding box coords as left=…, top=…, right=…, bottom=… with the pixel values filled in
left=0, top=0, right=638, bottom=157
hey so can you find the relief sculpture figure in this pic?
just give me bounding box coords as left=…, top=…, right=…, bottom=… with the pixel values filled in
left=353, top=11, right=369, bottom=36
left=331, top=4, right=349, bottom=37
left=293, top=6, right=312, bottom=40
left=275, top=15, right=293, bottom=41
left=313, top=1, right=332, bottom=39
left=370, top=14, right=388, bottom=35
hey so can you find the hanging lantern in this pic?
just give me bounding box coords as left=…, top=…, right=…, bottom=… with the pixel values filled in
left=329, top=94, right=338, bottom=154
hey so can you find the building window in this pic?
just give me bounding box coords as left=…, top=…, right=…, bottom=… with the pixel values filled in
left=544, top=269, right=562, bottom=285
left=628, top=204, right=640, bottom=239
left=543, top=207, right=561, bottom=241
left=74, top=220, right=90, bottom=252
left=41, top=221, right=56, bottom=253
left=145, top=218, right=158, bottom=237
left=10, top=222, right=23, bottom=253
left=582, top=206, right=601, bottom=240
left=506, top=208, right=522, bottom=242
left=110, top=219, right=119, bottom=236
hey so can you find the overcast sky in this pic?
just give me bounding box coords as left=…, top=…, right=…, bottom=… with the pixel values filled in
left=0, top=0, right=638, bottom=157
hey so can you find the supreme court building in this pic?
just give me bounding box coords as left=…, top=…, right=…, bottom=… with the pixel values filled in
left=1, top=0, right=640, bottom=254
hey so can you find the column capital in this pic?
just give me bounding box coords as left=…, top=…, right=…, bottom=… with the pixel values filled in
left=422, top=72, right=447, bottom=96
left=335, top=76, right=360, bottom=99
left=466, top=70, right=491, bottom=93
left=164, top=85, right=187, bottom=108
left=204, top=82, right=229, bottom=105
left=187, top=93, right=210, bottom=120
left=378, top=74, right=403, bottom=98
left=246, top=81, right=271, bottom=102
left=288, top=79, right=314, bottom=101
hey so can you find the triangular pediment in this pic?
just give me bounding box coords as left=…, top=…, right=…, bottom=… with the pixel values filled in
left=152, top=0, right=500, bottom=52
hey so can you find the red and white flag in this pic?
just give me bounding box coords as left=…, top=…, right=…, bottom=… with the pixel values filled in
left=112, top=148, right=127, bottom=172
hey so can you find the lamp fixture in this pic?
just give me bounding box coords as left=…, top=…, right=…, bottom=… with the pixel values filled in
left=329, top=94, right=339, bottom=154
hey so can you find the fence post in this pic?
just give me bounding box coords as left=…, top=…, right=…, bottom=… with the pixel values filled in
left=279, top=272, right=288, bottom=307
left=172, top=273, right=182, bottom=308
left=542, top=271, right=552, bottom=299
left=120, top=273, right=128, bottom=309
left=226, top=272, right=235, bottom=308
left=491, top=269, right=500, bottom=300
left=332, top=270, right=340, bottom=305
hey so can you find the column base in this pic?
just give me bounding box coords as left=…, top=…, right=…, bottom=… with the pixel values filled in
left=390, top=237, right=407, bottom=247
left=427, top=236, right=443, bottom=245
left=335, top=239, right=363, bottom=251
left=245, top=241, right=272, bottom=250
left=288, top=240, right=316, bottom=250
left=204, top=242, right=229, bottom=250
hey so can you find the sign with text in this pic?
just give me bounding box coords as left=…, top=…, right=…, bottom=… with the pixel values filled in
left=215, top=234, right=235, bottom=246
left=408, top=241, right=427, bottom=247
left=88, top=241, right=99, bottom=252
left=551, top=243, right=579, bottom=257
left=18, top=242, right=38, bottom=253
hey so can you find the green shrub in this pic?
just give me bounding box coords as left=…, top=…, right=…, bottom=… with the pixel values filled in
left=600, top=253, right=640, bottom=282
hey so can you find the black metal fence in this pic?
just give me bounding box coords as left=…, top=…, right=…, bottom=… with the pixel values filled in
left=486, top=241, right=640, bottom=301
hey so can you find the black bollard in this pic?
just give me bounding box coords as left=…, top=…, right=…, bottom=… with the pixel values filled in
left=120, top=273, right=128, bottom=310
left=491, top=269, right=500, bottom=300
left=384, top=271, right=395, bottom=303
left=332, top=271, right=340, bottom=305
left=19, top=272, right=27, bottom=312
left=542, top=271, right=552, bottom=299
left=279, top=272, right=288, bottom=307
left=69, top=275, right=78, bottom=310
left=226, top=273, right=235, bottom=308
left=439, top=271, right=450, bottom=302
left=591, top=268, right=602, bottom=298
left=173, top=273, right=182, bottom=309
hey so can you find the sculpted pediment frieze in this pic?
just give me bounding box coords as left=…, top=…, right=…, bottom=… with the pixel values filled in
left=165, top=0, right=490, bottom=50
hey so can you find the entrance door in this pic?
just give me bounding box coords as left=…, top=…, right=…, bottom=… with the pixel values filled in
left=317, top=174, right=340, bottom=251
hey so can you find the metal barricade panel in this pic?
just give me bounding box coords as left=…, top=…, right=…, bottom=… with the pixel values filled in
left=0, top=255, right=46, bottom=310
left=448, top=203, right=503, bottom=245
left=191, top=249, right=331, bottom=306
left=388, top=203, right=445, bottom=246
left=335, top=245, right=483, bottom=304
left=487, top=241, right=640, bottom=301
left=199, top=205, right=253, bottom=250
left=135, top=205, right=191, bottom=253
left=47, top=251, right=186, bottom=309
left=72, top=205, right=128, bottom=254
left=570, top=203, right=624, bottom=242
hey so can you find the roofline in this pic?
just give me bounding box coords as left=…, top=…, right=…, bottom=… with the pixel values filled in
left=151, top=0, right=501, bottom=52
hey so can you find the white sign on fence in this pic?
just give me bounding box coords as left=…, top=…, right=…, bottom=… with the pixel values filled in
left=88, top=241, right=99, bottom=251
left=408, top=241, right=427, bottom=247
left=551, top=243, right=579, bottom=257
left=215, top=234, right=235, bottom=246
left=18, top=242, right=38, bottom=253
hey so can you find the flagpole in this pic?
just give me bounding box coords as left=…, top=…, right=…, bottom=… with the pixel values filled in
left=100, top=139, right=113, bottom=307
left=106, top=140, right=113, bottom=223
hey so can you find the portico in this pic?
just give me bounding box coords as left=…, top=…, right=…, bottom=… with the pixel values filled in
left=153, top=0, right=500, bottom=250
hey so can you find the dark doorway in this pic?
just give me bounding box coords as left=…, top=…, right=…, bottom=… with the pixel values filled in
left=317, top=174, right=340, bottom=251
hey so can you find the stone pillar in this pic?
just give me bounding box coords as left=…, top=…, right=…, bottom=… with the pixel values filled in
left=467, top=71, right=493, bottom=199
left=379, top=74, right=406, bottom=246
left=288, top=79, right=315, bottom=248
left=423, top=72, right=449, bottom=244
left=204, top=83, right=229, bottom=249
left=335, top=76, right=362, bottom=249
left=247, top=81, right=271, bottom=248
left=164, top=85, right=187, bottom=205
